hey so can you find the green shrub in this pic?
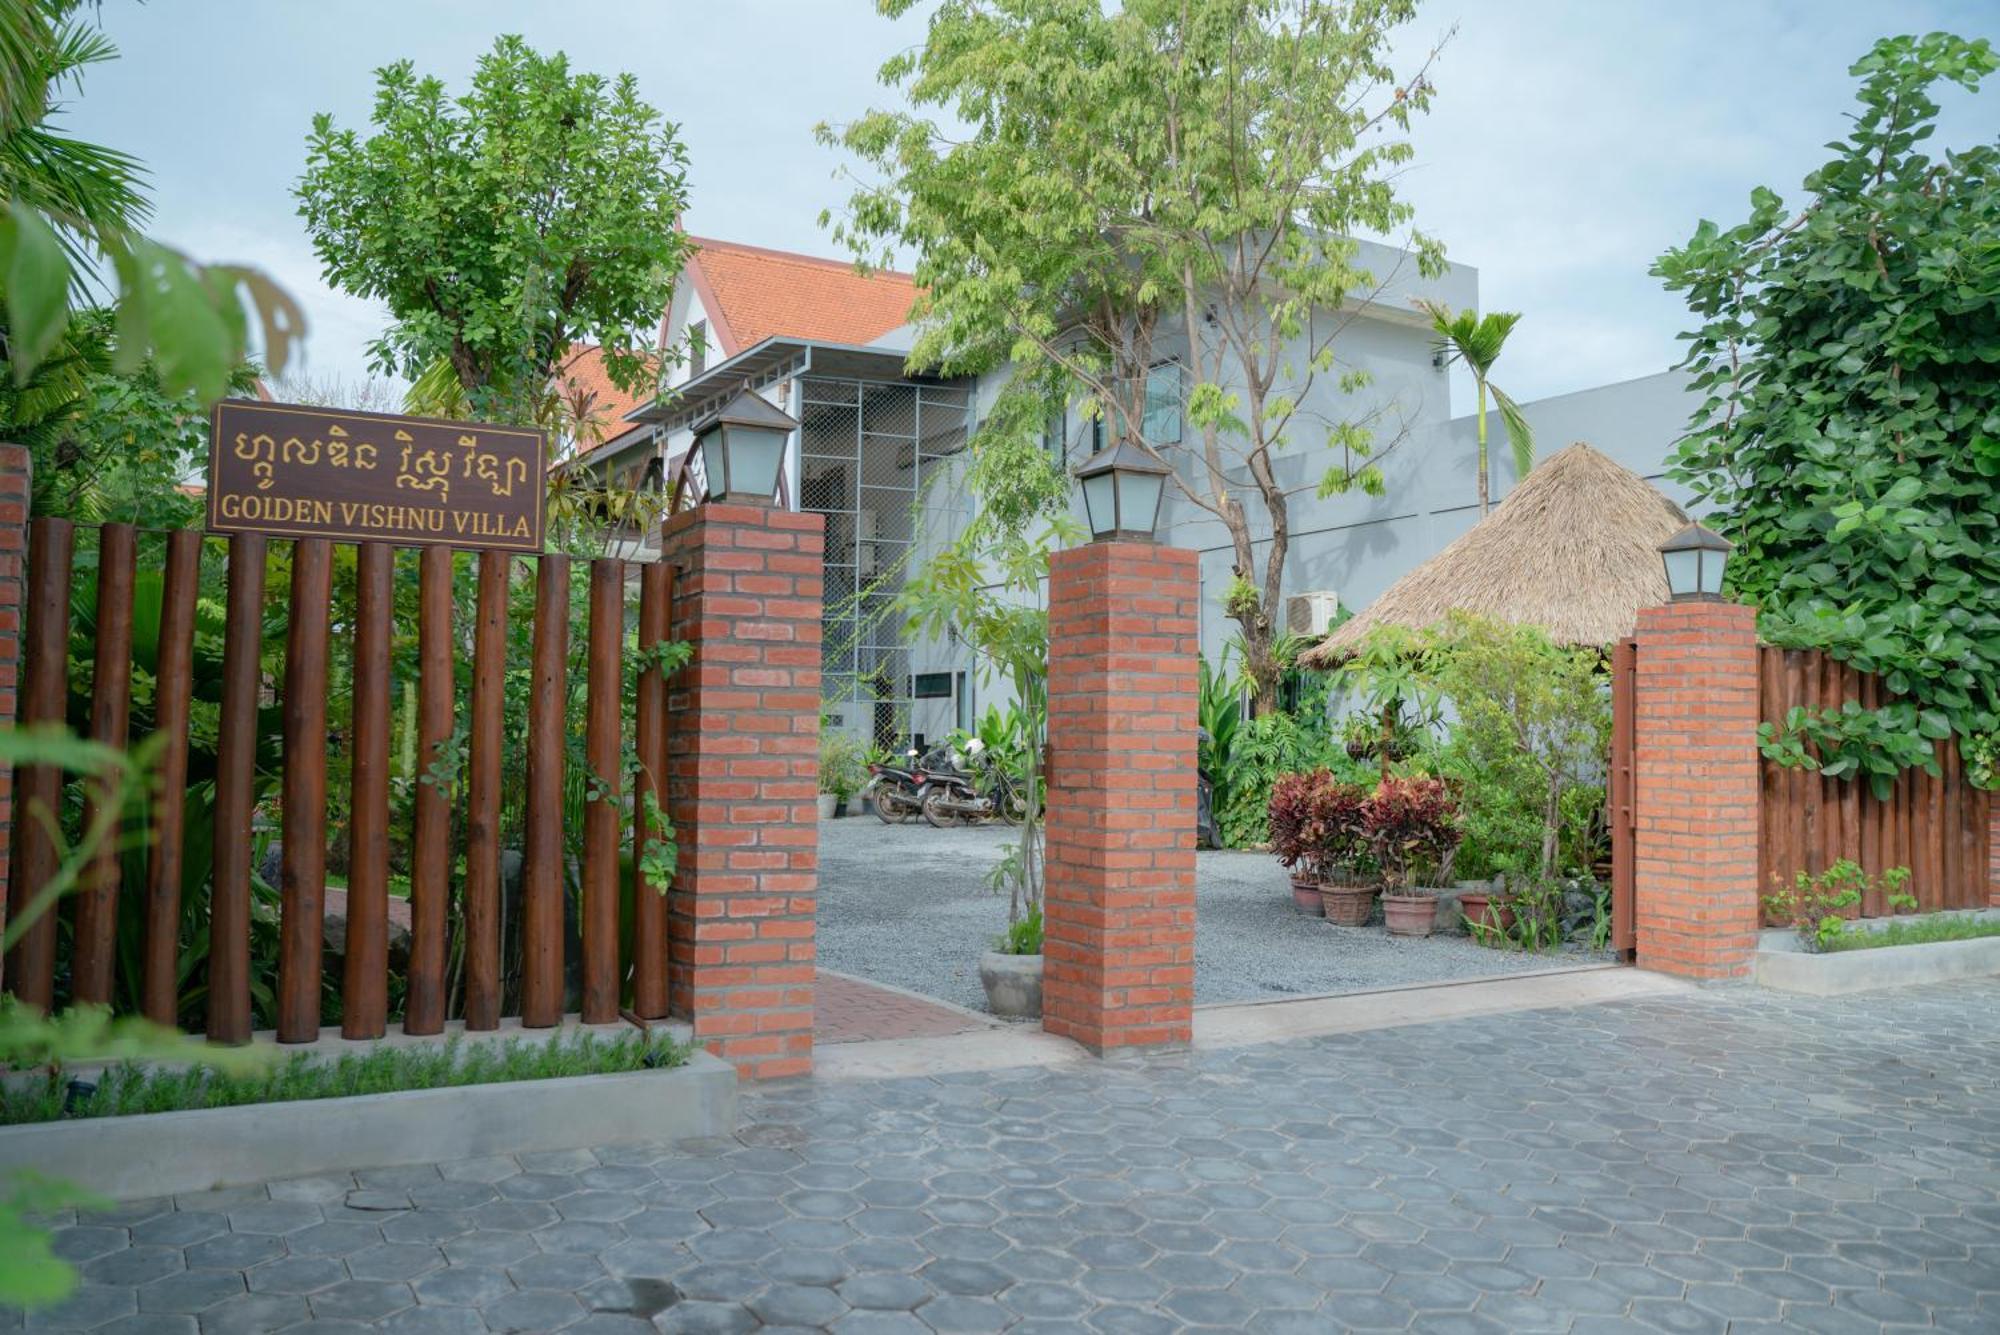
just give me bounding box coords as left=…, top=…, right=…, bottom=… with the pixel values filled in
left=1216, top=711, right=1338, bottom=847
left=996, top=904, right=1043, bottom=956
left=1763, top=860, right=1915, bottom=953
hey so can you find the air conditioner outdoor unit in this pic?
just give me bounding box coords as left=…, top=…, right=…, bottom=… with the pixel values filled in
left=1286, top=591, right=1341, bottom=638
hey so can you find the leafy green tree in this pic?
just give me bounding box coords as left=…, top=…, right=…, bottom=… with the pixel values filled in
left=1654, top=31, right=1999, bottom=788
left=1417, top=300, right=1532, bottom=515
left=24, top=309, right=257, bottom=525
left=822, top=0, right=1446, bottom=716
left=297, top=36, right=692, bottom=424
left=0, top=0, right=301, bottom=432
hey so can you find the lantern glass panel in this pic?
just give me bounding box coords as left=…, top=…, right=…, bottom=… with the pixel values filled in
left=1118, top=470, right=1164, bottom=538
left=1697, top=549, right=1726, bottom=596
left=727, top=426, right=787, bottom=501
left=1663, top=548, right=1701, bottom=598
left=1081, top=471, right=1116, bottom=538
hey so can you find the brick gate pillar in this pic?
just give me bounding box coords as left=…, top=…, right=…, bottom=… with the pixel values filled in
left=661, top=502, right=823, bottom=1079
left=0, top=445, right=27, bottom=980
left=1632, top=599, right=1762, bottom=981
left=1042, top=541, right=1199, bottom=1053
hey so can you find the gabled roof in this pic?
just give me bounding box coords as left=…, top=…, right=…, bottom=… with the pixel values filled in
left=683, top=237, right=917, bottom=356
left=1300, top=442, right=1691, bottom=664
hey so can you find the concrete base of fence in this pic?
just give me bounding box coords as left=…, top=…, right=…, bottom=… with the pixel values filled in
left=0, top=1045, right=736, bottom=1201
left=1755, top=912, right=2000, bottom=996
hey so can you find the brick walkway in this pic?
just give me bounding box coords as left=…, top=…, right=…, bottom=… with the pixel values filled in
left=813, top=970, right=997, bottom=1046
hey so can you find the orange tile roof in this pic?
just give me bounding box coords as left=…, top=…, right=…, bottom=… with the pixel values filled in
left=557, top=344, right=654, bottom=452
left=684, top=237, right=917, bottom=356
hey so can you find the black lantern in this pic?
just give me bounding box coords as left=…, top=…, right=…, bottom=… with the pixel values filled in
left=690, top=389, right=796, bottom=505
left=1658, top=522, right=1732, bottom=601
left=1074, top=438, right=1170, bottom=542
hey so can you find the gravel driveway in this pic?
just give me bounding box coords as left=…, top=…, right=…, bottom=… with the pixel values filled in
left=817, top=816, right=1613, bottom=1013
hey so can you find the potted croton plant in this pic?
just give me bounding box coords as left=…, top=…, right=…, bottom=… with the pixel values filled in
left=1268, top=770, right=1327, bottom=915
left=1311, top=779, right=1376, bottom=927
left=1367, top=776, right=1463, bottom=938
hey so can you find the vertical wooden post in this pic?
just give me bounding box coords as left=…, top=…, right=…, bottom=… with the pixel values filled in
left=582, top=557, right=623, bottom=1024
left=71, top=523, right=137, bottom=1005
left=142, top=528, right=201, bottom=1024
left=405, top=546, right=454, bottom=1035
left=1609, top=638, right=1636, bottom=955
left=462, top=549, right=510, bottom=1031
left=0, top=446, right=27, bottom=992
left=277, top=538, right=333, bottom=1042
left=631, top=562, right=671, bottom=1020
left=3, top=517, right=74, bottom=1009
left=209, top=532, right=265, bottom=1043
left=342, top=542, right=393, bottom=1039
left=519, top=554, right=569, bottom=1028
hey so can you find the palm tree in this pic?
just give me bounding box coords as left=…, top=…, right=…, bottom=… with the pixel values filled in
left=1419, top=300, right=1534, bottom=516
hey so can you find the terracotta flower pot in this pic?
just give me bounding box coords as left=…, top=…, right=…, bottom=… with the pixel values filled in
left=1290, top=875, right=1325, bottom=916
left=1382, top=891, right=1438, bottom=938
left=1319, top=882, right=1377, bottom=927
left=1457, top=889, right=1515, bottom=938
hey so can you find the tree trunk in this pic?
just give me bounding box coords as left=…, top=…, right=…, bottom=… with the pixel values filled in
left=1476, top=379, right=1491, bottom=517
left=1540, top=771, right=1563, bottom=881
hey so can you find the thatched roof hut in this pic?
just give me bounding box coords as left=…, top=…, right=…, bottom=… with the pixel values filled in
left=1300, top=442, right=1689, bottom=667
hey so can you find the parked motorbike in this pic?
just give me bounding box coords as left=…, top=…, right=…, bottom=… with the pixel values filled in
left=917, top=739, right=1030, bottom=828
left=864, top=742, right=957, bottom=824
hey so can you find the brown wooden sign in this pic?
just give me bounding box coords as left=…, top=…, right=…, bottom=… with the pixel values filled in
left=206, top=399, right=547, bottom=552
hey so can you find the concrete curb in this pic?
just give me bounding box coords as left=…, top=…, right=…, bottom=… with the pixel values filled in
left=0, top=1050, right=737, bottom=1201
left=1756, top=935, right=2000, bottom=996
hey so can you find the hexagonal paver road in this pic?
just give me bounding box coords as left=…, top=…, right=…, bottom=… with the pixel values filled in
left=10, top=979, right=2000, bottom=1331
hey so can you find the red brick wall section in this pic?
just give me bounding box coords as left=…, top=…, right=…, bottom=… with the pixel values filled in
left=0, top=445, right=25, bottom=981
left=659, top=502, right=823, bottom=1079
left=1631, top=600, right=1762, bottom=981
left=1042, top=541, right=1199, bottom=1053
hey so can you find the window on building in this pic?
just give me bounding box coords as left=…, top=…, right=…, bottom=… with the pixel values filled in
left=688, top=320, right=707, bottom=377
left=911, top=672, right=954, bottom=700
left=1143, top=361, right=1183, bottom=445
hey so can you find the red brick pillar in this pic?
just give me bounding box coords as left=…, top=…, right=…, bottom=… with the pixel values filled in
left=1042, top=541, right=1198, bottom=1053
left=0, top=445, right=27, bottom=979
left=1632, top=600, right=1762, bottom=981
left=661, top=502, right=822, bottom=1079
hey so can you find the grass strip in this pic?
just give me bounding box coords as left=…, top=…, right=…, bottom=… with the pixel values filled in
left=2, top=1028, right=688, bottom=1126
left=1823, top=916, right=2000, bottom=953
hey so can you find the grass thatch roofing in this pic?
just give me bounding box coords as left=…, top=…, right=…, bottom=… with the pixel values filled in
left=1300, top=442, right=1690, bottom=667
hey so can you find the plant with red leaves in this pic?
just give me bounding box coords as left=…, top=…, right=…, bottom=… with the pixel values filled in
left=1364, top=776, right=1463, bottom=890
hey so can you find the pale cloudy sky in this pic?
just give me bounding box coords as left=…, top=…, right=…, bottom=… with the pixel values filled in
left=65, top=1, right=1999, bottom=407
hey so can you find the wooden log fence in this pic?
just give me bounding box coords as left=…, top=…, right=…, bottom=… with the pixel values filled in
left=1757, top=645, right=1990, bottom=919
left=3, top=523, right=679, bottom=1042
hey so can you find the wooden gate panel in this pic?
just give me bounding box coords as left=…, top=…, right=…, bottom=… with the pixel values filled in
left=8, top=520, right=689, bottom=1039
left=1756, top=644, right=1989, bottom=918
